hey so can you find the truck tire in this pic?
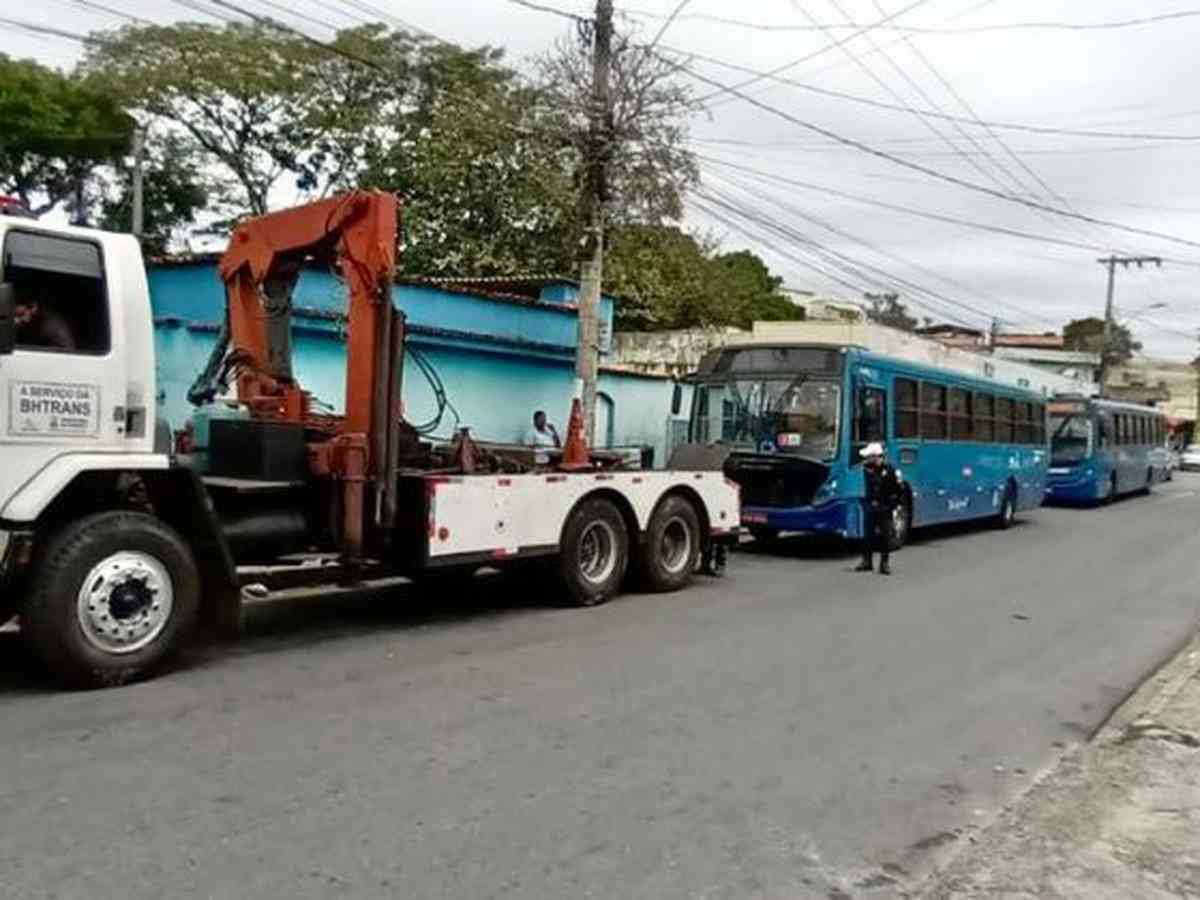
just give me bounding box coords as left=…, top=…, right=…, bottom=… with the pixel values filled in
left=639, top=495, right=701, bottom=593
left=21, top=511, right=200, bottom=689
left=557, top=498, right=628, bottom=607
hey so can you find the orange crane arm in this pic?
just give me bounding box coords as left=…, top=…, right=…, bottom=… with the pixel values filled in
left=217, top=190, right=398, bottom=435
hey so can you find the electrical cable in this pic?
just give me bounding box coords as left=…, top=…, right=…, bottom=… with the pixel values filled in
left=659, top=55, right=1200, bottom=251
left=622, top=6, right=1200, bottom=35
left=691, top=0, right=935, bottom=105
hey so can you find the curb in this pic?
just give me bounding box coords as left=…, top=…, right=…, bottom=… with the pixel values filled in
left=906, top=626, right=1200, bottom=898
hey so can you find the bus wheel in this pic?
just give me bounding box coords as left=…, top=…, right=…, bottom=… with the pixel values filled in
left=21, top=511, right=200, bottom=689
left=890, top=494, right=912, bottom=549
left=994, top=486, right=1017, bottom=530
left=639, top=495, right=701, bottom=593
left=557, top=498, right=629, bottom=607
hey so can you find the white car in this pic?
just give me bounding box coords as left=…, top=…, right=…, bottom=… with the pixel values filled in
left=1180, top=445, right=1200, bottom=472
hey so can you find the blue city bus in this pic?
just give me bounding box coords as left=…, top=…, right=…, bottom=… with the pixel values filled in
left=1045, top=396, right=1169, bottom=504
left=688, top=343, right=1049, bottom=546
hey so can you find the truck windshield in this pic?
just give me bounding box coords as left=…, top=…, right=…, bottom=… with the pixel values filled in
left=1050, top=414, right=1092, bottom=464
left=693, top=378, right=841, bottom=459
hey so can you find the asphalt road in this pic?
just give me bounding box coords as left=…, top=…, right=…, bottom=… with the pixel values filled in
left=2, top=477, right=1199, bottom=899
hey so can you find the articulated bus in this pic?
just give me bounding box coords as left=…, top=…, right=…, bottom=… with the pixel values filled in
left=1046, top=396, right=1170, bottom=504
left=689, top=343, right=1048, bottom=547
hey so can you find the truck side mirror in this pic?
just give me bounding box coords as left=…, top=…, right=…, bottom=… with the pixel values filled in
left=670, top=383, right=682, bottom=416
left=0, top=283, right=14, bottom=356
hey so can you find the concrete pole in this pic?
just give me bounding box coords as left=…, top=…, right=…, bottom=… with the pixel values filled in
left=574, top=0, right=612, bottom=447
left=1098, top=256, right=1116, bottom=397
left=131, top=126, right=146, bottom=239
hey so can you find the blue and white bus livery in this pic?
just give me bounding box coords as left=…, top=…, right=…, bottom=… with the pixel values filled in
left=1045, top=396, right=1169, bottom=504
left=688, top=343, right=1049, bottom=548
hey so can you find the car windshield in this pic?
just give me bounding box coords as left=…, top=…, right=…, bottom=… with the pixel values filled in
left=692, top=378, right=841, bottom=459
left=1050, top=414, right=1092, bottom=464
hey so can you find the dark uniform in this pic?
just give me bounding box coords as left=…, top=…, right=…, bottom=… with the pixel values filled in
left=857, top=458, right=903, bottom=574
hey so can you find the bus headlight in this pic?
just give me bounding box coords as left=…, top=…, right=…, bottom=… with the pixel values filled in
left=814, top=479, right=838, bottom=502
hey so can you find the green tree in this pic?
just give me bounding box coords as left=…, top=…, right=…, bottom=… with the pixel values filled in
left=0, top=54, right=132, bottom=216
left=864, top=292, right=919, bottom=332
left=605, top=225, right=723, bottom=330
left=1064, top=316, right=1141, bottom=366
left=713, top=250, right=803, bottom=328
left=82, top=22, right=340, bottom=216
left=98, top=133, right=211, bottom=256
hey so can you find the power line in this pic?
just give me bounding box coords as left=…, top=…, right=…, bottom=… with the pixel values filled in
left=504, top=0, right=588, bottom=24
left=660, top=55, right=1200, bottom=251
left=692, top=152, right=1164, bottom=256
left=706, top=167, right=1058, bottom=327
left=660, top=44, right=1200, bottom=142
left=692, top=0, right=935, bottom=104
left=60, top=0, right=148, bottom=24
left=0, top=15, right=94, bottom=42
left=648, top=0, right=692, bottom=48
left=693, top=184, right=990, bottom=328
left=622, top=6, right=1200, bottom=35
left=243, top=0, right=341, bottom=32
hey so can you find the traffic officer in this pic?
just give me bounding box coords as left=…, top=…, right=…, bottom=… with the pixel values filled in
left=855, top=442, right=903, bottom=575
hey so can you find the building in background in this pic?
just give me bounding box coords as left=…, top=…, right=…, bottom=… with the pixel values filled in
left=148, top=262, right=682, bottom=466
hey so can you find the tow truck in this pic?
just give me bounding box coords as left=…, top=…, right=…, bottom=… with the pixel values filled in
left=0, top=192, right=738, bottom=687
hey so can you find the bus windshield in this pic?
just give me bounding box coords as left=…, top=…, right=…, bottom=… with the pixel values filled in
left=1050, top=414, right=1092, bottom=464
left=693, top=378, right=841, bottom=459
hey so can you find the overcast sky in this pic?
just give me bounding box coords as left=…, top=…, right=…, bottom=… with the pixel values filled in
left=7, top=0, right=1200, bottom=360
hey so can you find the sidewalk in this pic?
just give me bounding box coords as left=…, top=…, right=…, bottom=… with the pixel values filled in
left=919, top=636, right=1200, bottom=899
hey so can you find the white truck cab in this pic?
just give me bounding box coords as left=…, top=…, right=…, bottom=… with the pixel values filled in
left=0, top=218, right=167, bottom=523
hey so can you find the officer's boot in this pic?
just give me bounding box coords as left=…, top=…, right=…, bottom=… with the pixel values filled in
left=878, top=553, right=891, bottom=576
left=855, top=548, right=873, bottom=572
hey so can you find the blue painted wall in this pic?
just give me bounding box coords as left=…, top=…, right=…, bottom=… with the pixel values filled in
left=147, top=263, right=677, bottom=464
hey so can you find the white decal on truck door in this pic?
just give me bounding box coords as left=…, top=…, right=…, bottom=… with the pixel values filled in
left=9, top=381, right=100, bottom=437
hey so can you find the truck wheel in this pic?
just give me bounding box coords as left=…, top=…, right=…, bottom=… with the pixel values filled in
left=21, top=512, right=200, bottom=689
left=639, top=495, right=701, bottom=593
left=558, top=498, right=628, bottom=607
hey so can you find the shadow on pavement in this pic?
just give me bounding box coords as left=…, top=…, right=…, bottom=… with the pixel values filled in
left=0, top=567, right=559, bottom=693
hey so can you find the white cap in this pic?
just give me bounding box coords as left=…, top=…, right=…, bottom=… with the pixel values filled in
left=860, top=442, right=885, bottom=458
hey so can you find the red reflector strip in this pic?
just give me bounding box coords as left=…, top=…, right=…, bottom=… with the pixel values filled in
left=546, top=475, right=566, bottom=483
left=428, top=476, right=463, bottom=485
left=491, top=548, right=517, bottom=559
left=595, top=474, right=614, bottom=481
left=498, top=478, right=512, bottom=486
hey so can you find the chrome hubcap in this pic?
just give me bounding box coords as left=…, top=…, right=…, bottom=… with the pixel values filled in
left=659, top=516, right=692, bottom=574
left=579, top=521, right=618, bottom=585
left=76, top=551, right=173, bottom=655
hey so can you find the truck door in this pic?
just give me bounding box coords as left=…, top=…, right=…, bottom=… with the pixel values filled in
left=0, top=227, right=126, bottom=515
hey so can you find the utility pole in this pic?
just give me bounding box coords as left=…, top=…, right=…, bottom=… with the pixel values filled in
left=131, top=126, right=146, bottom=239
left=575, top=0, right=613, bottom=446
left=1096, top=254, right=1162, bottom=395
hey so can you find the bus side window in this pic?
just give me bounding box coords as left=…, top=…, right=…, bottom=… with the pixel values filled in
left=852, top=386, right=887, bottom=464
left=1098, top=415, right=1110, bottom=448
left=895, top=378, right=919, bottom=438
